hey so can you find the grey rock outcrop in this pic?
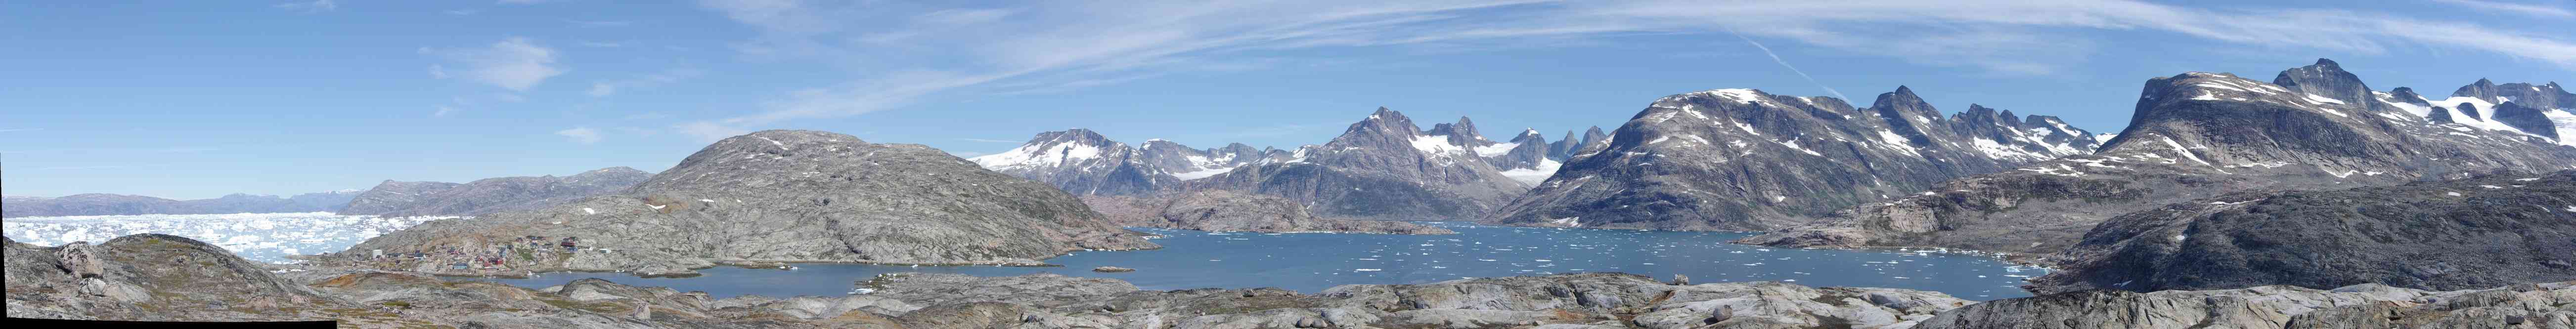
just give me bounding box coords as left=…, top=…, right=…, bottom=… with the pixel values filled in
left=338, top=166, right=651, bottom=216
left=2, top=190, right=362, bottom=218
left=1181, top=108, right=1534, bottom=220
left=341, top=130, right=1157, bottom=276
left=1741, top=59, right=2576, bottom=253
left=2027, top=170, right=2576, bottom=294
left=1492, top=87, right=2099, bottom=231
left=2429, top=79, right=2576, bottom=145
left=2451, top=79, right=2574, bottom=110
left=1918, top=282, right=2576, bottom=329
left=845, top=272, right=1969, bottom=329
left=6, top=234, right=364, bottom=323
left=1086, top=190, right=1455, bottom=234
left=1490, top=128, right=1556, bottom=173
left=2273, top=58, right=2373, bottom=104
left=1544, top=127, right=1613, bottom=163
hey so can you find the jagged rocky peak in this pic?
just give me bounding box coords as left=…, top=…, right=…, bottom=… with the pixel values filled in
left=2272, top=58, right=2372, bottom=104
left=1950, top=104, right=2104, bottom=158
left=2398, top=78, right=2576, bottom=147
left=1870, top=85, right=1944, bottom=145
left=2453, top=78, right=2502, bottom=103
left=968, top=128, right=1166, bottom=196
left=1179, top=107, right=1530, bottom=220
left=1422, top=116, right=1492, bottom=147
left=1581, top=126, right=1608, bottom=146
left=1545, top=130, right=1581, bottom=161
left=2386, top=86, right=2429, bottom=106
left=1487, top=128, right=1557, bottom=181
left=1353, top=107, right=1422, bottom=136
left=1507, top=128, right=1545, bottom=144
left=1490, top=86, right=2093, bottom=231
left=1952, top=104, right=2019, bottom=127
left=969, top=127, right=1280, bottom=196
left=973, top=128, right=1124, bottom=170
left=1133, top=138, right=1209, bottom=172
left=348, top=129, right=1156, bottom=276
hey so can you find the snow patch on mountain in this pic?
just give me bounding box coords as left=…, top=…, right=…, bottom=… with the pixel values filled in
left=1499, top=158, right=1562, bottom=185
left=1410, top=135, right=1467, bottom=156
left=1172, top=166, right=1235, bottom=180
left=972, top=142, right=1104, bottom=170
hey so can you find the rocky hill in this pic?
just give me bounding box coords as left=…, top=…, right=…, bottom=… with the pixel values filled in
left=2, top=190, right=361, bottom=218
left=967, top=128, right=1282, bottom=196
left=1740, top=59, right=2576, bottom=253
left=340, top=130, right=1157, bottom=276
left=2027, top=170, right=2576, bottom=294
left=336, top=166, right=651, bottom=216
left=1083, top=190, right=1455, bottom=234
left=1490, top=86, right=2100, bottom=231
left=1180, top=108, right=1535, bottom=220
left=5, top=234, right=342, bottom=321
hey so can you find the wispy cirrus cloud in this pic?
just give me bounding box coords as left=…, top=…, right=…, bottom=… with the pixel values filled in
left=2433, top=0, right=2574, bottom=18
left=673, top=0, right=2576, bottom=141
left=1733, top=33, right=1847, bottom=101
left=586, top=69, right=702, bottom=97
left=31, top=165, right=142, bottom=170
left=568, top=19, right=636, bottom=28
left=424, top=37, right=566, bottom=91
left=555, top=127, right=604, bottom=144
left=3, top=147, right=219, bottom=154
left=273, top=0, right=336, bottom=13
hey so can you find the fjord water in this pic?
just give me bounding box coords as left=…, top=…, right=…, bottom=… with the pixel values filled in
left=455, top=222, right=2046, bottom=300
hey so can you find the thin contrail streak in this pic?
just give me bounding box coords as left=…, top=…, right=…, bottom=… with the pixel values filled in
left=1733, top=33, right=1849, bottom=101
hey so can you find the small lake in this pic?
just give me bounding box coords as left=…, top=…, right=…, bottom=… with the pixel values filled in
left=451, top=222, right=2046, bottom=300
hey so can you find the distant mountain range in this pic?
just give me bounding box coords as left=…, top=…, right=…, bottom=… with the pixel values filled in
left=974, top=109, right=1586, bottom=221
left=968, top=128, right=1287, bottom=196
left=1, top=190, right=360, bottom=218
left=3, top=167, right=654, bottom=218
left=1739, top=59, right=2576, bottom=254
left=1491, top=86, right=2102, bottom=231
left=337, top=167, right=653, bottom=217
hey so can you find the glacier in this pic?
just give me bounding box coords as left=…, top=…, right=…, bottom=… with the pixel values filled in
left=2, top=212, right=453, bottom=263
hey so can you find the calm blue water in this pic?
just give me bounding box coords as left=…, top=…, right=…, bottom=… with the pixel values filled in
left=451, top=222, right=2046, bottom=300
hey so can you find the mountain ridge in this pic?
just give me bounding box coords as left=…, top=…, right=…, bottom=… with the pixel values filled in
left=1738, top=59, right=2576, bottom=254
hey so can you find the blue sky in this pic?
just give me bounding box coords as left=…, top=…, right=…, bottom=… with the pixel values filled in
left=4, top=0, right=2572, bottom=199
